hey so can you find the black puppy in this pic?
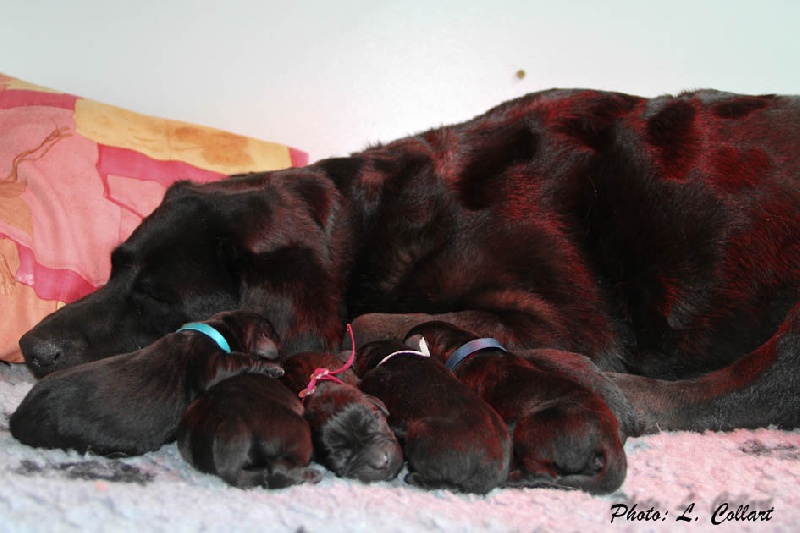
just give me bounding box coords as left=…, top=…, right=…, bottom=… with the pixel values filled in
left=177, top=373, right=321, bottom=489
left=10, top=311, right=284, bottom=456
left=405, top=321, right=627, bottom=494
left=354, top=340, right=511, bottom=494
left=281, top=351, right=403, bottom=482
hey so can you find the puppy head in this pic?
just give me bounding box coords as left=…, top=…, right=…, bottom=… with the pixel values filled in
left=318, top=394, right=403, bottom=482
left=203, top=311, right=280, bottom=360
left=353, top=339, right=411, bottom=375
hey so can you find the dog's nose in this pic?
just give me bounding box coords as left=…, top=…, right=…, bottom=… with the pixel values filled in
left=19, top=334, right=61, bottom=374
left=18, top=333, right=81, bottom=377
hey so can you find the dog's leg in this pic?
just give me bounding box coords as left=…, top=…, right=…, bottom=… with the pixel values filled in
left=351, top=307, right=621, bottom=370
left=350, top=313, right=441, bottom=347
left=351, top=310, right=556, bottom=350
left=612, top=301, right=800, bottom=433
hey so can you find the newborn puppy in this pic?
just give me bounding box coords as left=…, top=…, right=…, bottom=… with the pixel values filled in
left=355, top=340, right=511, bottom=494
left=177, top=373, right=321, bottom=489
left=281, top=351, right=403, bottom=482
left=405, top=321, right=627, bottom=494
left=10, top=311, right=283, bottom=456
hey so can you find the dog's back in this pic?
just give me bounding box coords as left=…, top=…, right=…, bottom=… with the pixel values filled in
left=356, top=340, right=511, bottom=494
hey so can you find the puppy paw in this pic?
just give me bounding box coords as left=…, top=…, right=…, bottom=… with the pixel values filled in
left=263, top=466, right=322, bottom=489
left=248, top=360, right=285, bottom=378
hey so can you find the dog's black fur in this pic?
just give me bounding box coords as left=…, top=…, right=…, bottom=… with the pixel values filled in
left=10, top=311, right=284, bottom=456
left=406, top=321, right=626, bottom=493
left=355, top=340, right=512, bottom=494
left=280, top=351, right=403, bottom=482
left=18, top=89, right=800, bottom=492
left=177, top=373, right=321, bottom=489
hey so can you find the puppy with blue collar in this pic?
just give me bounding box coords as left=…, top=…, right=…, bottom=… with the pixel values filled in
left=404, top=321, right=627, bottom=494
left=354, top=339, right=511, bottom=494
left=10, top=311, right=283, bottom=456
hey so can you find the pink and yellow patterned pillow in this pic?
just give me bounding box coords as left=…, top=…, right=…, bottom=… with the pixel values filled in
left=0, top=73, right=307, bottom=363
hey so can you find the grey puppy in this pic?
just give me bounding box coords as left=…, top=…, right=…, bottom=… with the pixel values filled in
left=281, top=351, right=403, bottom=482
left=177, top=373, right=321, bottom=489
left=10, top=311, right=283, bottom=456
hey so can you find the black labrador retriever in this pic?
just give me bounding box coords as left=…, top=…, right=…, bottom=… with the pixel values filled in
left=405, top=321, right=627, bottom=493
left=177, top=373, right=321, bottom=489
left=355, top=340, right=512, bottom=494
left=10, top=311, right=284, bottom=456
left=18, top=89, right=800, bottom=492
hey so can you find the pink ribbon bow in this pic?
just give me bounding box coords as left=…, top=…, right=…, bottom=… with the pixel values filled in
left=299, top=324, right=356, bottom=399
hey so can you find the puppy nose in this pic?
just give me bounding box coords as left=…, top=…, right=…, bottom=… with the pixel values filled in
left=370, top=452, right=390, bottom=470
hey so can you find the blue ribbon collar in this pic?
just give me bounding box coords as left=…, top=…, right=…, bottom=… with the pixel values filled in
left=177, top=323, right=232, bottom=353
left=445, top=338, right=507, bottom=371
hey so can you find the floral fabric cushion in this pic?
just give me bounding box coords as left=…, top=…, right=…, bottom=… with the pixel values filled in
left=0, top=74, right=306, bottom=362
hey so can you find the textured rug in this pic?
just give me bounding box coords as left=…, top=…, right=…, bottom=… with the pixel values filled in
left=1, top=362, right=798, bottom=532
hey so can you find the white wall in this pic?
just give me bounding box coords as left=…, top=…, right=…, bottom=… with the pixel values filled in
left=2, top=0, right=799, bottom=162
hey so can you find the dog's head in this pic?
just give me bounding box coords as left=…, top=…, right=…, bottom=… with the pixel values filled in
left=19, top=170, right=346, bottom=377
left=318, top=395, right=404, bottom=482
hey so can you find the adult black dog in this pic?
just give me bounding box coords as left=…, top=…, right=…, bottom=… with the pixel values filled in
left=10, top=311, right=284, bottom=456
left=18, top=89, right=800, bottom=462
left=405, top=321, right=627, bottom=493
left=355, top=340, right=512, bottom=494
left=178, top=373, right=321, bottom=489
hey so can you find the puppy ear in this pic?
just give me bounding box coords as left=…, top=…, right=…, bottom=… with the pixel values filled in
left=252, top=335, right=280, bottom=360
left=365, top=395, right=391, bottom=417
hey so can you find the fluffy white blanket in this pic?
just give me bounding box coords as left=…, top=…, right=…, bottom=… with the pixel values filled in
left=1, top=362, right=798, bottom=532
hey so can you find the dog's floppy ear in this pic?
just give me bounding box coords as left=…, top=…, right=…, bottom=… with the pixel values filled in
left=280, top=172, right=340, bottom=231
left=364, top=395, right=391, bottom=417
left=252, top=334, right=280, bottom=361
